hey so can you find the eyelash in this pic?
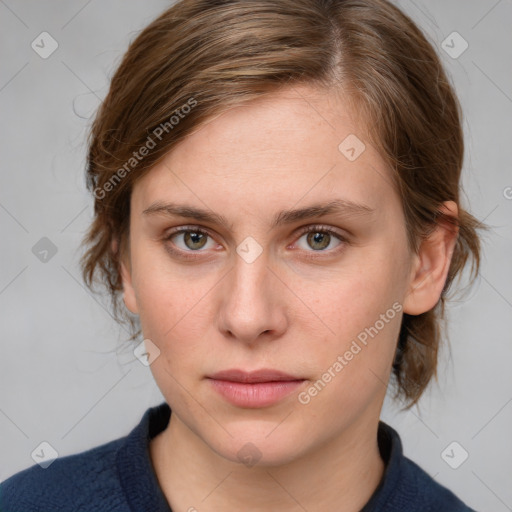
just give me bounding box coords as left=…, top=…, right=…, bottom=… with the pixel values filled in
left=163, top=224, right=348, bottom=261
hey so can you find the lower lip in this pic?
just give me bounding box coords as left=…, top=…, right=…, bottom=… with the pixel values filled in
left=208, top=379, right=305, bottom=408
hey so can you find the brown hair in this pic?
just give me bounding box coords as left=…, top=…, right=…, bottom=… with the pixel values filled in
left=80, top=0, right=487, bottom=409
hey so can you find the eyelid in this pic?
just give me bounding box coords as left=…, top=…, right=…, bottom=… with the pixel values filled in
left=293, top=224, right=347, bottom=241
left=164, top=225, right=213, bottom=239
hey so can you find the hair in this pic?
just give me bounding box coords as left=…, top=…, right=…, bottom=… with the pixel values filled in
left=80, top=0, right=487, bottom=409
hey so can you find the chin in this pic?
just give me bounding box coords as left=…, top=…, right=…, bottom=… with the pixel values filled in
left=207, top=426, right=307, bottom=468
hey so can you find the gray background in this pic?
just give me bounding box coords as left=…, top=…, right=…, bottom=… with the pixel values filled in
left=0, top=1, right=511, bottom=510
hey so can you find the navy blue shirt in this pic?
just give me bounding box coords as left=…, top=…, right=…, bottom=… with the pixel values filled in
left=0, top=402, right=477, bottom=511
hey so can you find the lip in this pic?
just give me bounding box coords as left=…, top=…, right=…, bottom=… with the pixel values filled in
left=207, top=369, right=306, bottom=408
left=208, top=368, right=302, bottom=383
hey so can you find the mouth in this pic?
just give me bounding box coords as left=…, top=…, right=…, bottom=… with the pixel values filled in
left=206, top=368, right=306, bottom=408
left=208, top=368, right=304, bottom=383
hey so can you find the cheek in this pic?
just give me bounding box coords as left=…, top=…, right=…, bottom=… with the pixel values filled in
left=134, top=267, right=211, bottom=409
left=293, top=246, right=406, bottom=396
left=130, top=245, right=203, bottom=350
left=295, top=247, right=404, bottom=338
left=296, top=281, right=402, bottom=421
left=137, top=278, right=208, bottom=357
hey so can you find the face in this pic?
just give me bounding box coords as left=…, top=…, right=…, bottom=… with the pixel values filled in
left=120, top=85, right=423, bottom=466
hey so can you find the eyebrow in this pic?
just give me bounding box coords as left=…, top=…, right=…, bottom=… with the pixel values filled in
left=142, top=199, right=375, bottom=229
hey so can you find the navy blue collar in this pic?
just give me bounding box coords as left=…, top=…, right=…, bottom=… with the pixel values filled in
left=116, top=402, right=173, bottom=511
left=116, top=402, right=401, bottom=512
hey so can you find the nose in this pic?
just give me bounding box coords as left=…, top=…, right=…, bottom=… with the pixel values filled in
left=217, top=251, right=288, bottom=345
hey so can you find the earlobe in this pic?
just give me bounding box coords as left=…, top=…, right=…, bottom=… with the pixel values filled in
left=114, top=238, right=139, bottom=315
left=403, top=201, right=459, bottom=316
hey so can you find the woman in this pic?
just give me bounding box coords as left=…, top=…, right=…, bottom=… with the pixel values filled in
left=0, top=0, right=484, bottom=510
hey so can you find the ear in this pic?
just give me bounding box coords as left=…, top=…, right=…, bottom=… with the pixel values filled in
left=114, top=237, right=139, bottom=315
left=403, top=201, right=459, bottom=315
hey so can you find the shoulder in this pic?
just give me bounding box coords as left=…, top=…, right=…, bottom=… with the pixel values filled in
left=371, top=422, right=478, bottom=512
left=401, top=456, right=477, bottom=511
left=0, top=437, right=128, bottom=512
left=0, top=402, right=171, bottom=512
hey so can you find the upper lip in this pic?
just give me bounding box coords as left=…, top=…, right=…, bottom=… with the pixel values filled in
left=207, top=369, right=304, bottom=383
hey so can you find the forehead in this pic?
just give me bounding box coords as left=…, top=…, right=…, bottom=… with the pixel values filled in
left=132, top=85, right=397, bottom=219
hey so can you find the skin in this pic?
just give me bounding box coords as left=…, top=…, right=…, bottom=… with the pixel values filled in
left=120, top=84, right=458, bottom=512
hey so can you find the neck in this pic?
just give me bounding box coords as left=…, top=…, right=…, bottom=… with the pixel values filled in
left=150, top=409, right=386, bottom=512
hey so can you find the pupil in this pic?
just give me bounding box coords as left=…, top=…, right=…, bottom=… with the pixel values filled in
left=308, top=232, right=329, bottom=250
left=185, top=232, right=207, bottom=249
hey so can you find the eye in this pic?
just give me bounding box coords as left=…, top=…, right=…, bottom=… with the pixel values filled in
left=163, top=224, right=347, bottom=260
left=165, top=227, right=217, bottom=252
left=294, top=225, right=346, bottom=252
